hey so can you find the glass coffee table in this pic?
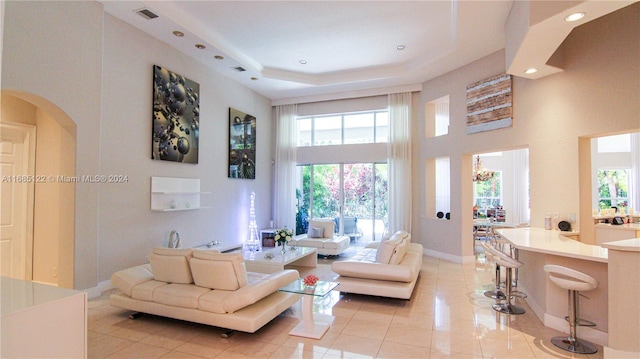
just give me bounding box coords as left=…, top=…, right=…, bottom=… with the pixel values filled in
left=279, top=279, right=339, bottom=339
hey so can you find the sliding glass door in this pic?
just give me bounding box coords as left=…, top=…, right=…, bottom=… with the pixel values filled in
left=296, top=163, right=388, bottom=242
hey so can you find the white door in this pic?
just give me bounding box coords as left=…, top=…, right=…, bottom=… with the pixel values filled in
left=0, top=122, right=35, bottom=280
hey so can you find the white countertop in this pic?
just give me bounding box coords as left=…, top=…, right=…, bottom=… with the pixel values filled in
left=595, top=223, right=640, bottom=231
left=1, top=276, right=83, bottom=315
left=496, top=227, right=608, bottom=263
left=601, top=238, right=640, bottom=252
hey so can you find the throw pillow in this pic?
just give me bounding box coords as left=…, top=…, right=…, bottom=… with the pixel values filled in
left=310, top=226, right=324, bottom=238
left=389, top=238, right=408, bottom=265
left=190, top=251, right=248, bottom=290
left=149, top=248, right=194, bottom=284
left=375, top=237, right=403, bottom=264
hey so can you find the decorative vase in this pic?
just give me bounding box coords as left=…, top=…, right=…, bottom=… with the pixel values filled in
left=280, top=242, right=286, bottom=255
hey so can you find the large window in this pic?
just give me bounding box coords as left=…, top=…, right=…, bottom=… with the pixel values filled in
left=474, top=172, right=502, bottom=209
left=297, top=111, right=388, bottom=147
left=597, top=169, right=629, bottom=211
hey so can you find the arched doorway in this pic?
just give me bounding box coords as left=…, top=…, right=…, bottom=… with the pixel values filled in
left=0, top=91, right=76, bottom=288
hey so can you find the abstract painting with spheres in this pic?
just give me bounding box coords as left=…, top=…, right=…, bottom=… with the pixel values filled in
left=152, top=65, right=200, bottom=164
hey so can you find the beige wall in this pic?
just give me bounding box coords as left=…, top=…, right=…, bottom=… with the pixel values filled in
left=415, top=3, right=640, bottom=261
left=3, top=1, right=274, bottom=289
left=0, top=95, right=75, bottom=286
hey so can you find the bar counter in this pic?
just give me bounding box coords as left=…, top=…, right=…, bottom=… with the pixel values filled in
left=496, top=228, right=608, bottom=347
left=497, top=228, right=640, bottom=358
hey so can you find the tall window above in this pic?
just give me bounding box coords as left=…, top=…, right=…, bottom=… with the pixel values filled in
left=425, top=95, right=449, bottom=138
left=297, top=110, right=388, bottom=147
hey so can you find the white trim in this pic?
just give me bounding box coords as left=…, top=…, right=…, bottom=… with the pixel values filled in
left=604, top=346, right=640, bottom=359
left=84, top=279, right=114, bottom=299
left=272, top=84, right=422, bottom=106
left=423, top=248, right=474, bottom=264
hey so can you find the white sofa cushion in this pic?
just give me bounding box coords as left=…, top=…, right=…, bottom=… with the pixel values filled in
left=131, top=280, right=168, bottom=301
left=198, top=289, right=234, bottom=314
left=308, top=219, right=334, bottom=239
left=223, top=269, right=299, bottom=313
left=190, top=251, right=248, bottom=290
left=111, top=264, right=154, bottom=297
left=153, top=283, right=210, bottom=309
left=149, top=248, right=194, bottom=284
left=332, top=260, right=414, bottom=282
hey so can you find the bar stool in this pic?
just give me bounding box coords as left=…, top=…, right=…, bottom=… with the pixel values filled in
left=481, top=242, right=505, bottom=300
left=544, top=265, right=598, bottom=354
left=483, top=243, right=525, bottom=315
left=493, top=236, right=527, bottom=299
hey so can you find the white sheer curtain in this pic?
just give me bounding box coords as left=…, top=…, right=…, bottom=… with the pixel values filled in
left=274, top=104, right=297, bottom=230
left=511, top=148, right=530, bottom=224
left=435, top=157, right=450, bottom=213
left=387, top=93, right=412, bottom=233
left=630, top=132, right=640, bottom=212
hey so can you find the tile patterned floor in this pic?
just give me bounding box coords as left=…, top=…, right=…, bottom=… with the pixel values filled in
left=88, top=254, right=604, bottom=358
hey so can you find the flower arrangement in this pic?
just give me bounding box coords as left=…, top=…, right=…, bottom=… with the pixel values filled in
left=274, top=227, right=293, bottom=246
left=303, top=274, right=319, bottom=287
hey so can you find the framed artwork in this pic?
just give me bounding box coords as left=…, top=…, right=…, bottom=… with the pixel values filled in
left=228, top=108, right=256, bottom=179
left=466, top=73, right=512, bottom=134
left=152, top=65, right=200, bottom=164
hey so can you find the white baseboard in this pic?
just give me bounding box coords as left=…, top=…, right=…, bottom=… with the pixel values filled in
left=83, top=279, right=114, bottom=299
left=604, top=346, right=640, bottom=358
left=544, top=313, right=608, bottom=347
left=423, top=248, right=475, bottom=264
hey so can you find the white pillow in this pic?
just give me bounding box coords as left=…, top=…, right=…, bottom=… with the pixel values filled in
left=190, top=251, right=247, bottom=290
left=375, top=237, right=403, bottom=264
left=389, top=238, right=408, bottom=265
left=310, top=226, right=324, bottom=238
left=149, top=248, right=194, bottom=284
left=308, top=220, right=334, bottom=239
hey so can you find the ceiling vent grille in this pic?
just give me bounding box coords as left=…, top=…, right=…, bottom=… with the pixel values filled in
left=232, top=66, right=247, bottom=72
left=135, top=8, right=159, bottom=20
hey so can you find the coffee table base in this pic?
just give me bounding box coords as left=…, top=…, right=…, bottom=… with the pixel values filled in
left=289, top=313, right=334, bottom=339
left=288, top=294, right=334, bottom=339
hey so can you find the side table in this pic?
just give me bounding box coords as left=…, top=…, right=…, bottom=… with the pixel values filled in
left=279, top=279, right=339, bottom=339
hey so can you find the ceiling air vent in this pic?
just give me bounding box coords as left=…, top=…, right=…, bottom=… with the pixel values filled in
left=232, top=66, right=247, bottom=72
left=135, top=8, right=159, bottom=20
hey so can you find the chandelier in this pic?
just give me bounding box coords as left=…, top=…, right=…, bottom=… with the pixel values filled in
left=472, top=155, right=495, bottom=182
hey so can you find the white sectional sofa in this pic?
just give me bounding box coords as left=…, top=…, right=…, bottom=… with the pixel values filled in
left=109, top=248, right=299, bottom=335
left=331, top=230, right=423, bottom=299
left=290, top=219, right=350, bottom=256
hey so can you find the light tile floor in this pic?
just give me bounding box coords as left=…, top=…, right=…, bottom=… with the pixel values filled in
left=88, top=254, right=604, bottom=358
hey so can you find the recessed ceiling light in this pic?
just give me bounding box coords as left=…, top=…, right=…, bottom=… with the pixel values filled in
left=172, top=30, right=184, bottom=37
left=299, top=60, right=307, bottom=65
left=525, top=68, right=538, bottom=74
left=250, top=77, right=258, bottom=81
left=565, top=12, right=585, bottom=22
left=397, top=45, right=406, bottom=50
left=214, top=55, right=224, bottom=60
left=195, top=44, right=206, bottom=50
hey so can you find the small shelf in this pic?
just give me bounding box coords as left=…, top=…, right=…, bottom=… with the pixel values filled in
left=150, top=177, right=209, bottom=211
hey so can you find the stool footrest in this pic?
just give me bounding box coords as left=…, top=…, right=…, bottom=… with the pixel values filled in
left=551, top=336, right=598, bottom=354
left=564, top=316, right=597, bottom=327
left=492, top=302, right=526, bottom=315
